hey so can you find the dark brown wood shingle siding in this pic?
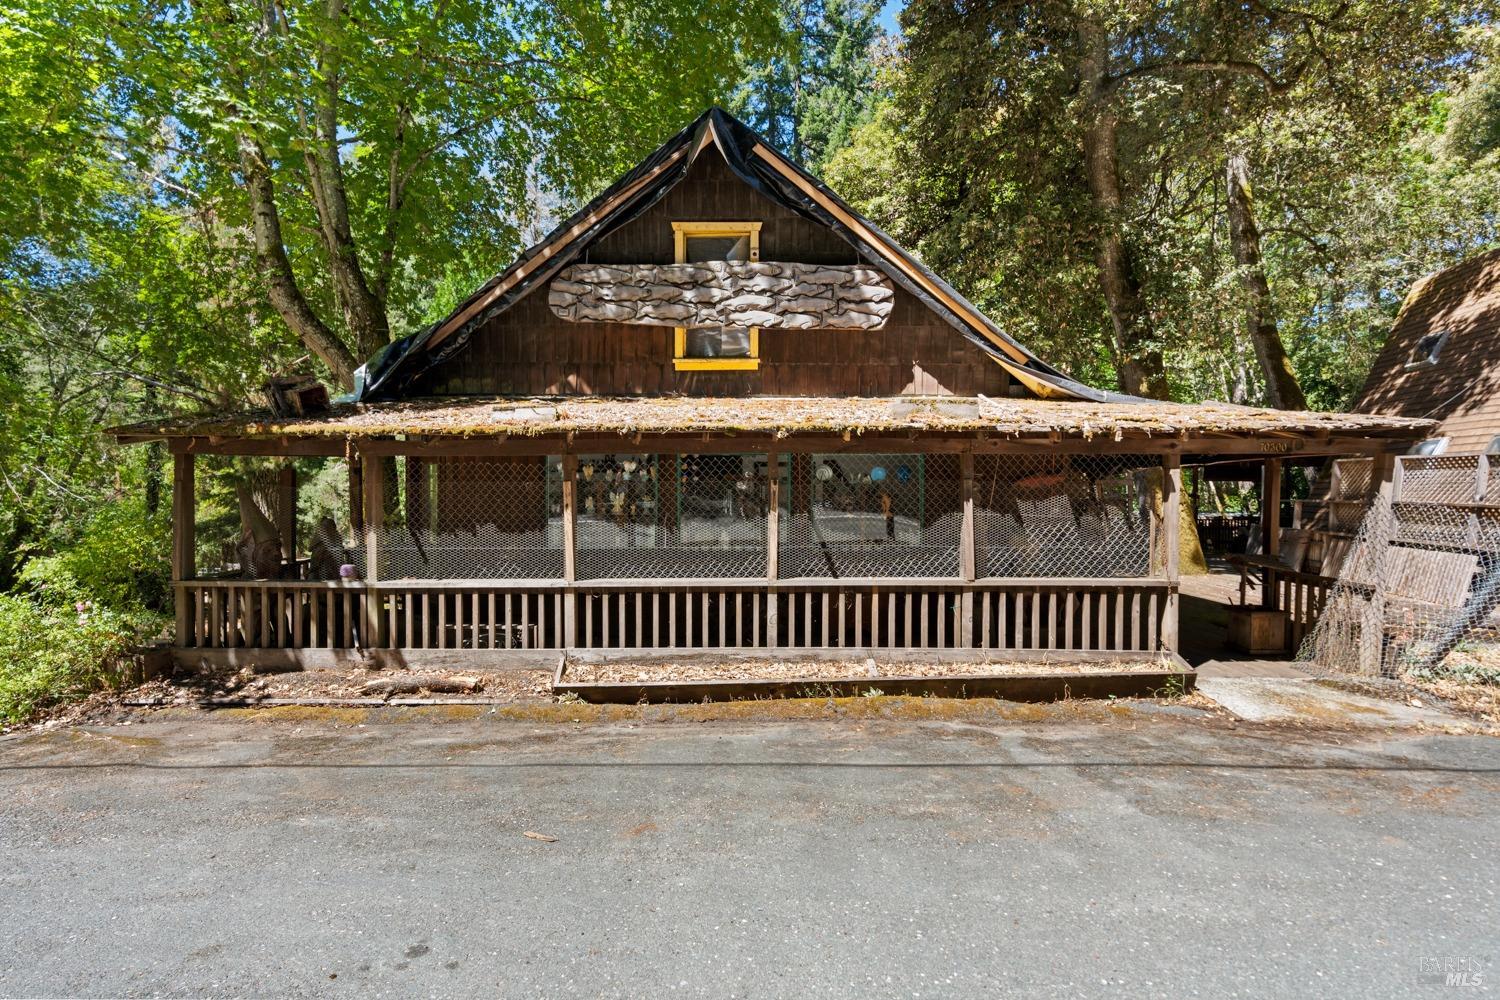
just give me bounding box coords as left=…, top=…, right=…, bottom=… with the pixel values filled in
left=1355, top=248, right=1500, bottom=453
left=412, top=151, right=1010, bottom=399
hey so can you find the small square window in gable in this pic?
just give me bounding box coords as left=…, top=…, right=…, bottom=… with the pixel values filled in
left=672, top=222, right=761, bottom=372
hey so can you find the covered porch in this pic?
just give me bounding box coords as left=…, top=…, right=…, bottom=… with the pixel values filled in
left=113, top=395, right=1429, bottom=673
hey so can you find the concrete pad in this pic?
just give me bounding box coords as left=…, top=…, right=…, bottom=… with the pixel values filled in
left=1195, top=658, right=1308, bottom=679
left=1196, top=676, right=1461, bottom=727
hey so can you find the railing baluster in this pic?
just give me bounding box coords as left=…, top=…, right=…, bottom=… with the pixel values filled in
left=1097, top=591, right=1108, bottom=650
left=454, top=590, right=465, bottom=649
left=1130, top=590, right=1142, bottom=650
left=525, top=591, right=535, bottom=650
left=1113, top=587, right=1125, bottom=651
left=1148, top=591, right=1159, bottom=651
left=344, top=590, right=356, bottom=648
left=1029, top=589, right=1041, bottom=650
left=1047, top=591, right=1058, bottom=651
left=1065, top=591, right=1075, bottom=649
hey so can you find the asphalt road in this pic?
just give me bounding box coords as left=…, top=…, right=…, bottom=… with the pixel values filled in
left=2, top=712, right=1498, bottom=998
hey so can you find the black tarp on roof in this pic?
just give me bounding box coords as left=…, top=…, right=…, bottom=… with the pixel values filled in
left=353, top=108, right=1143, bottom=405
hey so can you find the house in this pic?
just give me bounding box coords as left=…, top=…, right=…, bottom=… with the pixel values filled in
left=1273, top=250, right=1500, bottom=672
left=1355, top=247, right=1500, bottom=457
left=110, top=109, right=1429, bottom=675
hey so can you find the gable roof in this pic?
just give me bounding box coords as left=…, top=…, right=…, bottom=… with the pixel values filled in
left=354, top=108, right=1141, bottom=405
left=1354, top=247, right=1500, bottom=453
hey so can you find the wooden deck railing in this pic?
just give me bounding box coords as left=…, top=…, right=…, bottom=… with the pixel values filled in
left=973, top=582, right=1167, bottom=652
left=176, top=580, right=377, bottom=650
left=1228, top=554, right=1342, bottom=648
left=176, top=578, right=1174, bottom=654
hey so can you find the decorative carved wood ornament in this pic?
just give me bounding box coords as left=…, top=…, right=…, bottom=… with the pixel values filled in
left=548, top=262, right=895, bottom=330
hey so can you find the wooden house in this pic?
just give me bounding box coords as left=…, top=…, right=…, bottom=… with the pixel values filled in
left=112, top=109, right=1430, bottom=674
left=1355, top=247, right=1500, bottom=456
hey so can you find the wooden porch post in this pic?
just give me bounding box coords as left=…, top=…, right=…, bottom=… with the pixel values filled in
left=361, top=453, right=384, bottom=648
left=1261, top=458, right=1282, bottom=610
left=1161, top=454, right=1181, bottom=654
left=349, top=460, right=364, bottom=536
left=959, top=450, right=975, bottom=647
left=276, top=464, right=297, bottom=572
left=172, top=452, right=195, bottom=646
left=766, top=450, right=780, bottom=646
left=1358, top=449, right=1399, bottom=675
left=562, top=454, right=578, bottom=648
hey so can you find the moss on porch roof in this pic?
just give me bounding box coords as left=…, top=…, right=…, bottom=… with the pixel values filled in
left=109, top=395, right=1434, bottom=443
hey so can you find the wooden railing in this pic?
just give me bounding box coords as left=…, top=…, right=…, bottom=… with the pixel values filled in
left=177, top=578, right=1174, bottom=654
left=973, top=582, right=1167, bottom=652
left=176, top=580, right=377, bottom=650
left=1228, top=554, right=1340, bottom=648
left=378, top=583, right=566, bottom=650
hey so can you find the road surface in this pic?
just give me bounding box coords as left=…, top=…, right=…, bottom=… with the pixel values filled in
left=2, top=711, right=1497, bottom=997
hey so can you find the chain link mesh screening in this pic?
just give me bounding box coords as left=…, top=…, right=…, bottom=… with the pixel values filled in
left=1332, top=457, right=1372, bottom=499
left=1299, top=496, right=1500, bottom=678
left=973, top=454, right=1160, bottom=578
left=376, top=456, right=563, bottom=580
left=781, top=453, right=961, bottom=578
left=575, top=453, right=770, bottom=579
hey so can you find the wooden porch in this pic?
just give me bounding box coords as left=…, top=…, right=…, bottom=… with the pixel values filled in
left=119, top=394, right=1431, bottom=671
left=164, top=431, right=1192, bottom=667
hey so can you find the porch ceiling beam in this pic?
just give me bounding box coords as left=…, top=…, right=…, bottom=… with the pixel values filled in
left=168, top=435, right=346, bottom=457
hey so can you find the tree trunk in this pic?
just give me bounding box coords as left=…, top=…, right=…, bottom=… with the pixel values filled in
left=209, top=1, right=363, bottom=389
left=1224, top=152, right=1308, bottom=410
left=305, top=0, right=390, bottom=362
left=1077, top=19, right=1169, bottom=400
left=237, top=134, right=360, bottom=389
left=1225, top=150, right=1308, bottom=410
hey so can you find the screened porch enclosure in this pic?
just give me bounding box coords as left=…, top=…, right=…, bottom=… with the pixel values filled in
left=169, top=442, right=1183, bottom=658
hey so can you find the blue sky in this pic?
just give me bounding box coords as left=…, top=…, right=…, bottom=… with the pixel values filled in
left=878, top=0, right=903, bottom=36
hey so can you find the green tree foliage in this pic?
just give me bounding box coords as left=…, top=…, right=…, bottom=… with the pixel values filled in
left=735, top=0, right=888, bottom=172
left=5, top=0, right=781, bottom=389
left=866, top=0, right=1491, bottom=401
left=0, top=590, right=161, bottom=724
left=0, top=0, right=784, bottom=720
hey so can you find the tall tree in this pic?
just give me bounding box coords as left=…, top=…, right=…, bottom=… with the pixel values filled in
left=736, top=0, right=886, bottom=172
left=891, top=0, right=1481, bottom=402
left=1224, top=148, right=1306, bottom=409
left=17, top=0, right=782, bottom=390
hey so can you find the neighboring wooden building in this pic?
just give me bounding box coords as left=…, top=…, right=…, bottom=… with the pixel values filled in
left=111, top=109, right=1430, bottom=675
left=1355, top=248, right=1500, bottom=455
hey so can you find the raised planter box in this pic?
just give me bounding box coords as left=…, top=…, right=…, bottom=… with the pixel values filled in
left=553, top=648, right=1194, bottom=704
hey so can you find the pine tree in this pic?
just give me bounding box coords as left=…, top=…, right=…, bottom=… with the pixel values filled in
left=735, top=0, right=886, bottom=172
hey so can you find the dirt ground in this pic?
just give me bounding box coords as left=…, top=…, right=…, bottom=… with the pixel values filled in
left=7, top=650, right=1495, bottom=735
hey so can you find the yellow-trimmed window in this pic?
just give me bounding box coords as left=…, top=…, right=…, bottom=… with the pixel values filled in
left=672, top=221, right=763, bottom=371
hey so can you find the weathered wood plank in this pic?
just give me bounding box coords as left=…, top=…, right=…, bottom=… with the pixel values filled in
left=1161, top=455, right=1182, bottom=652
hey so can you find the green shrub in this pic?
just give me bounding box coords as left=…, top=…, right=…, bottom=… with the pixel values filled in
left=18, top=495, right=169, bottom=612
left=0, top=591, right=164, bottom=725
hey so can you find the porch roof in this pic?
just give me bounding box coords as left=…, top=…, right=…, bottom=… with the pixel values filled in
left=110, top=394, right=1433, bottom=452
